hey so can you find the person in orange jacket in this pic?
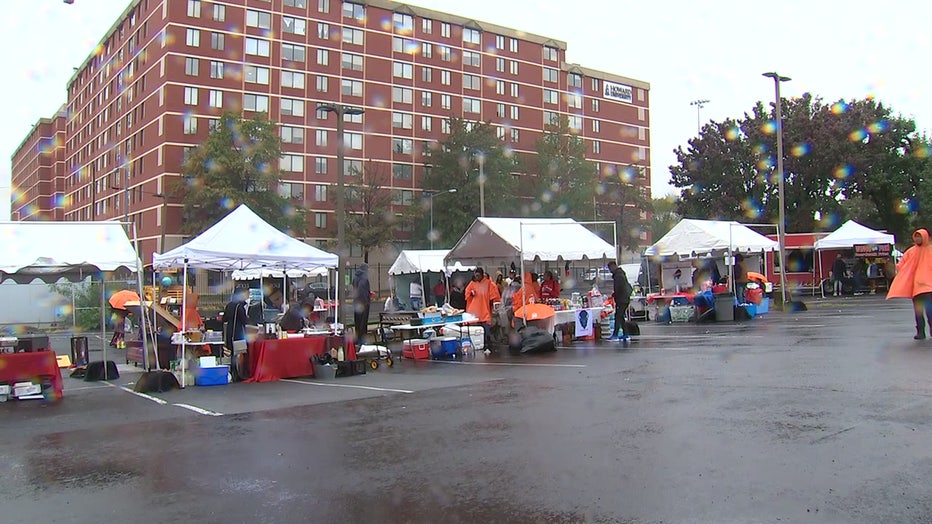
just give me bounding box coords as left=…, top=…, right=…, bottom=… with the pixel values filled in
left=512, top=272, right=542, bottom=312
left=465, top=267, right=501, bottom=349
left=888, top=228, right=932, bottom=339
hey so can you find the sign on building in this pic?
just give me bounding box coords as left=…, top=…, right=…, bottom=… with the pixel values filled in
left=603, top=81, right=633, bottom=103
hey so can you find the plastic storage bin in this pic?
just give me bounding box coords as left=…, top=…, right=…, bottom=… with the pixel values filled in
left=195, top=365, right=230, bottom=386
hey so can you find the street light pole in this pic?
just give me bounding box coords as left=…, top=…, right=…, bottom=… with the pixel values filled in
left=428, top=189, right=457, bottom=249
left=763, top=72, right=791, bottom=305
left=690, top=99, right=709, bottom=135
left=477, top=152, right=486, bottom=217
left=317, top=103, right=364, bottom=326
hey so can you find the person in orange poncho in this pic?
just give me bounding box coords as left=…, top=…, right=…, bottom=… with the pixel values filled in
left=512, top=272, right=542, bottom=312
left=183, top=285, right=203, bottom=331
left=887, top=229, right=932, bottom=339
left=465, top=268, right=502, bottom=348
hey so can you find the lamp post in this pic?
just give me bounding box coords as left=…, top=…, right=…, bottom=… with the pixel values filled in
left=427, top=189, right=457, bottom=249
left=316, top=103, right=365, bottom=326
left=762, top=72, right=791, bottom=305
left=690, top=99, right=710, bottom=134
left=475, top=151, right=486, bottom=217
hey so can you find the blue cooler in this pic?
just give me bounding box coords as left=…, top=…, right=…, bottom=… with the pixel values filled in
left=432, top=336, right=459, bottom=359
left=756, top=297, right=770, bottom=315
left=195, top=365, right=230, bottom=386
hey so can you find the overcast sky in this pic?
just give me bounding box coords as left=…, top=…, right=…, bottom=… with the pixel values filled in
left=4, top=0, right=931, bottom=219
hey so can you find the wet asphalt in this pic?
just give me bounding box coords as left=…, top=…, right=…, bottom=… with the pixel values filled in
left=3, top=294, right=932, bottom=523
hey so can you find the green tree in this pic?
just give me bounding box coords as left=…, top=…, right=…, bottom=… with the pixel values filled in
left=420, top=117, right=519, bottom=247
left=599, top=165, right=652, bottom=252
left=344, top=161, right=396, bottom=263
left=51, top=281, right=102, bottom=331
left=527, top=117, right=598, bottom=220
left=649, top=195, right=681, bottom=242
left=179, top=112, right=306, bottom=235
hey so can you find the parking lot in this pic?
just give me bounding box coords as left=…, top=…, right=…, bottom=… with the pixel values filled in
left=4, top=295, right=932, bottom=523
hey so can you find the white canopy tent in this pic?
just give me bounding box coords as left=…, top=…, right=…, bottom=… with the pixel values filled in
left=152, top=205, right=338, bottom=387
left=813, top=220, right=895, bottom=250
left=0, top=221, right=147, bottom=377
left=645, top=219, right=779, bottom=257
left=388, top=249, right=474, bottom=276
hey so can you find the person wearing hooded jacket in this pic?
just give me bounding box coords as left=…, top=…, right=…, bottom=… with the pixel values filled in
left=888, top=229, right=932, bottom=339
left=352, top=264, right=372, bottom=345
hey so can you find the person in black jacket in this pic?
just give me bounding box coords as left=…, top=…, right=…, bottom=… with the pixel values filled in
left=352, top=264, right=371, bottom=345
left=607, top=261, right=632, bottom=341
left=832, top=254, right=848, bottom=297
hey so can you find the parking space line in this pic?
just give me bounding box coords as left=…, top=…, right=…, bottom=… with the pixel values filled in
left=111, top=384, right=168, bottom=405
left=281, top=378, right=413, bottom=393
left=173, top=403, right=224, bottom=417
left=430, top=361, right=586, bottom=368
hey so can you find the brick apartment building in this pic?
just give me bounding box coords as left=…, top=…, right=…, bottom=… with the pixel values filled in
left=11, top=0, right=652, bottom=266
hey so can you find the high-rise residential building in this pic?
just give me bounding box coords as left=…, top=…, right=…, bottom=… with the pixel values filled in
left=11, top=0, right=651, bottom=264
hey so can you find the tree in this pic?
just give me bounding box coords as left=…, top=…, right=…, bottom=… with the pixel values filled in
left=599, top=165, right=652, bottom=253
left=650, top=195, right=681, bottom=242
left=344, top=161, right=395, bottom=263
left=419, top=117, right=519, bottom=247
left=179, top=112, right=306, bottom=235
left=527, top=117, right=598, bottom=220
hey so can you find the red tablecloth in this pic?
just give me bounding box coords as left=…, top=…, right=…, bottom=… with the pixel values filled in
left=646, top=292, right=695, bottom=305
left=246, top=335, right=356, bottom=383
left=0, top=351, right=64, bottom=400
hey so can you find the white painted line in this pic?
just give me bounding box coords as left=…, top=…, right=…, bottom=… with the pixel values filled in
left=430, top=360, right=586, bottom=368
left=115, top=384, right=168, bottom=405
left=173, top=403, right=224, bottom=417
left=281, top=378, right=413, bottom=394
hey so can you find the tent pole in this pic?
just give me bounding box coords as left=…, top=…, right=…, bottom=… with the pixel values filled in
left=133, top=222, right=150, bottom=372
left=100, top=273, right=107, bottom=380
left=181, top=259, right=188, bottom=388
left=519, top=222, right=527, bottom=328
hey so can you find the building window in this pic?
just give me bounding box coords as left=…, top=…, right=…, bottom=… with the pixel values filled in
left=392, top=112, right=413, bottom=129
left=543, top=46, right=557, bottom=61
left=213, top=3, right=225, bottom=21
left=316, top=75, right=328, bottom=92
left=393, top=36, right=415, bottom=53
left=343, top=112, right=362, bottom=123
left=509, top=38, right=518, bottom=53
left=638, top=107, right=646, bottom=121
left=439, top=45, right=451, bottom=62
left=510, top=83, right=519, bottom=98
left=440, top=70, right=450, bottom=86
left=281, top=71, right=305, bottom=89
left=341, top=79, right=363, bottom=97
left=496, top=126, right=506, bottom=140
left=283, top=17, right=307, bottom=35
left=183, top=115, right=197, bottom=134
left=593, top=140, right=601, bottom=154
left=421, top=116, right=432, bottom=132
left=441, top=94, right=451, bottom=110
left=543, top=89, right=558, bottom=105
left=510, top=128, right=519, bottom=143
left=463, top=50, right=480, bottom=67
left=210, top=32, right=224, bottom=50
left=344, top=159, right=363, bottom=175
left=393, top=86, right=413, bottom=104
left=342, top=28, right=364, bottom=45
left=318, top=22, right=330, bottom=39
left=317, top=49, right=329, bottom=65
left=183, top=86, right=198, bottom=105
left=568, top=115, right=582, bottom=131
left=463, top=98, right=480, bottom=114
left=638, top=88, right=645, bottom=101
left=187, top=0, right=201, bottom=17
left=281, top=126, right=304, bottom=143
left=496, top=103, right=505, bottom=118
left=315, top=129, right=328, bottom=146
left=280, top=155, right=304, bottom=172
left=495, top=57, right=505, bottom=72
left=591, top=78, right=600, bottom=91
left=421, top=42, right=432, bottom=58
left=319, top=0, right=329, bottom=13
left=463, top=28, right=480, bottom=44
left=495, top=35, right=504, bottom=50
left=393, top=138, right=413, bottom=154
left=422, top=18, right=432, bottom=33
left=393, top=62, right=413, bottom=79
left=463, top=74, right=480, bottom=90
left=392, top=164, right=413, bottom=180
left=568, top=73, right=583, bottom=88
left=315, top=213, right=327, bottom=229
left=245, top=37, right=270, bottom=57
left=245, top=10, right=271, bottom=29
left=209, top=61, right=224, bottom=79
left=208, top=89, right=222, bottom=108
left=184, top=57, right=199, bottom=76
left=315, top=159, right=327, bottom=175
left=495, top=80, right=505, bottom=95
left=568, top=94, right=582, bottom=109
left=639, top=127, right=647, bottom=141
left=421, top=91, right=432, bottom=107
left=509, top=60, right=518, bottom=75
left=282, top=43, right=306, bottom=62
left=314, top=183, right=327, bottom=200
left=281, top=98, right=305, bottom=117
left=343, top=1, right=365, bottom=20
left=592, top=99, right=600, bottom=112
left=510, top=105, right=519, bottom=120
left=393, top=12, right=413, bottom=32
left=342, top=53, right=363, bottom=71
left=244, top=94, right=269, bottom=112
left=543, top=68, right=558, bottom=83
left=344, top=132, right=363, bottom=150
left=421, top=66, right=432, bottom=83
left=185, top=29, right=200, bottom=47
left=440, top=22, right=450, bottom=38
left=284, top=0, right=308, bottom=7
left=543, top=111, right=558, bottom=126
left=245, top=65, right=270, bottom=84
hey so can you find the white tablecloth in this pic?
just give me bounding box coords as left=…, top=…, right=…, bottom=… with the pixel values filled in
left=522, top=308, right=603, bottom=335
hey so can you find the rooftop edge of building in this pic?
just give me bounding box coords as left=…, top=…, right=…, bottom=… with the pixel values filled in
left=10, top=106, right=67, bottom=162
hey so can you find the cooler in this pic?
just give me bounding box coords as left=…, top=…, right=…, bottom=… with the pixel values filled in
left=194, top=365, right=230, bottom=386
left=402, top=339, right=430, bottom=360
left=431, top=336, right=459, bottom=359
left=440, top=324, right=485, bottom=351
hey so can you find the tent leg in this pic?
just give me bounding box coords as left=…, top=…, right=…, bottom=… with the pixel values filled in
left=100, top=274, right=108, bottom=380
left=181, top=260, right=188, bottom=388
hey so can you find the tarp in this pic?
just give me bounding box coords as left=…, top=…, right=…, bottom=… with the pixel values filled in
left=645, top=219, right=778, bottom=257
left=444, top=217, right=615, bottom=266
left=152, top=205, right=338, bottom=271
left=0, top=221, right=141, bottom=282
left=388, top=250, right=474, bottom=275
left=813, top=220, right=895, bottom=250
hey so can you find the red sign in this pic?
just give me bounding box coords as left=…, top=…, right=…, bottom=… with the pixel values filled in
left=853, top=243, right=891, bottom=258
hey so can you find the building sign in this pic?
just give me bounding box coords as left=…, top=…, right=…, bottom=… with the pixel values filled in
left=853, top=243, right=892, bottom=258
left=603, top=81, right=633, bottom=103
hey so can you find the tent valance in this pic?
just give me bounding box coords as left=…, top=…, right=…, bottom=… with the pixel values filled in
left=813, top=220, right=895, bottom=250
left=388, top=250, right=475, bottom=276
left=645, top=219, right=778, bottom=257
left=444, top=217, right=615, bottom=266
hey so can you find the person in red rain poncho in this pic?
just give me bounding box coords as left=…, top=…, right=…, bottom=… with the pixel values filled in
left=540, top=270, right=561, bottom=300
left=887, top=229, right=932, bottom=339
